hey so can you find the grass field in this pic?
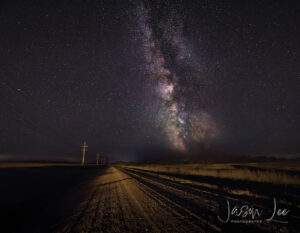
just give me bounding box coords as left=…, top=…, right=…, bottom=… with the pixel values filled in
left=120, top=162, right=300, bottom=185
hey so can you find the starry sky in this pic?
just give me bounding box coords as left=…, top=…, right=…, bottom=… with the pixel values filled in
left=0, top=0, right=299, bottom=161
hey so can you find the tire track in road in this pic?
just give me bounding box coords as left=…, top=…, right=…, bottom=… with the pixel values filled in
left=56, top=181, right=100, bottom=233
left=115, top=167, right=201, bottom=233
left=116, top=169, right=161, bottom=233
left=119, top=167, right=220, bottom=233
left=88, top=181, right=108, bottom=233
left=68, top=186, right=99, bottom=232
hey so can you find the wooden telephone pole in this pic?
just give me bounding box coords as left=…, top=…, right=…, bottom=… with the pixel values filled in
left=81, top=141, right=88, bottom=166
left=96, top=153, right=99, bottom=166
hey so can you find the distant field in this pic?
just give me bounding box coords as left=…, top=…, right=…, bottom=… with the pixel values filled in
left=0, top=162, right=103, bottom=168
left=120, top=162, right=300, bottom=185
left=0, top=162, right=79, bottom=168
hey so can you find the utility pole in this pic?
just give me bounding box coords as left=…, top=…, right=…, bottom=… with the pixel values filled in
left=96, top=153, right=99, bottom=166
left=81, top=141, right=88, bottom=166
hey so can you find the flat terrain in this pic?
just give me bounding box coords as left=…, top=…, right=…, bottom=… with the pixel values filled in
left=0, top=164, right=299, bottom=233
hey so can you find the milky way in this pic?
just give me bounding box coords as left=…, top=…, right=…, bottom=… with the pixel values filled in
left=0, top=0, right=299, bottom=160
left=137, top=2, right=218, bottom=151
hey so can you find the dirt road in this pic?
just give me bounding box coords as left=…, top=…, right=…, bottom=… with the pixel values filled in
left=55, top=166, right=213, bottom=233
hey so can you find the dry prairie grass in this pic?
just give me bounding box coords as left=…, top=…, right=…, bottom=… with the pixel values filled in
left=123, top=162, right=300, bottom=186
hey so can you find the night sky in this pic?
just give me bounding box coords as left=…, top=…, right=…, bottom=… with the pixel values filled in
left=0, top=0, right=299, bottom=161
